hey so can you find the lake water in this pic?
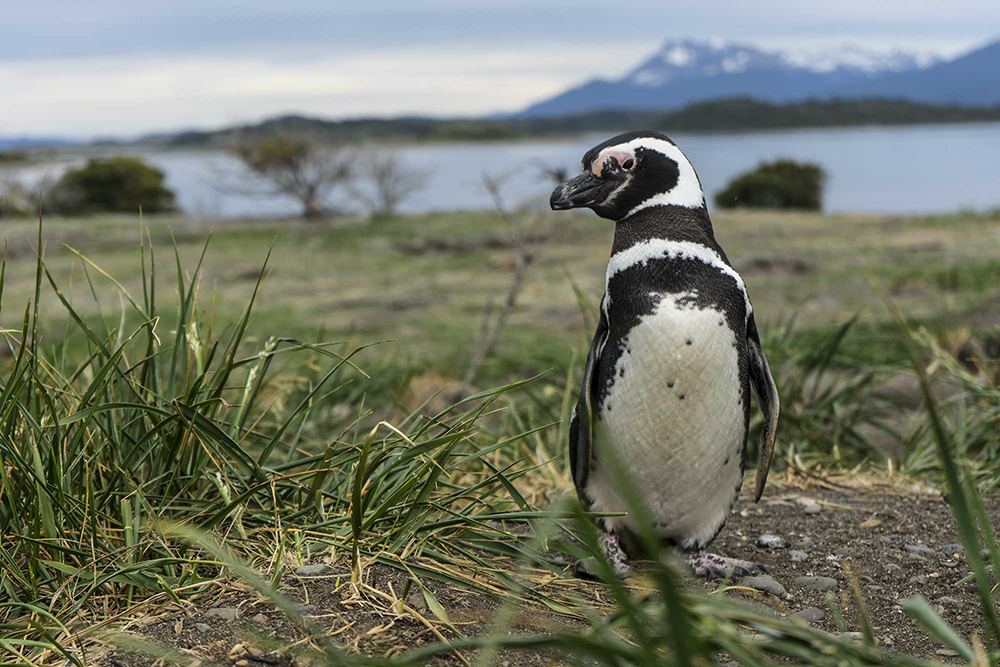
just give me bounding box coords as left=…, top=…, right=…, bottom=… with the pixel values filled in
left=5, top=122, right=1000, bottom=217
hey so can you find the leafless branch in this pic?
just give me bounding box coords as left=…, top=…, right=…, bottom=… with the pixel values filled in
left=462, top=172, right=536, bottom=388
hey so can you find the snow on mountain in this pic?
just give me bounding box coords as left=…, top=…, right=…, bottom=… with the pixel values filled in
left=779, top=44, right=940, bottom=74
left=623, top=39, right=933, bottom=89
left=517, top=38, right=992, bottom=117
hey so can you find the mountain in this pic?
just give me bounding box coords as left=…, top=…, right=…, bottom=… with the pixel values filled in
left=518, top=38, right=998, bottom=117
left=835, top=40, right=1000, bottom=105
left=0, top=136, right=79, bottom=150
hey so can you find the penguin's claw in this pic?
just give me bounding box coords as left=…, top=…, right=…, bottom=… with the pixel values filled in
left=571, top=532, right=634, bottom=580
left=685, top=553, right=767, bottom=579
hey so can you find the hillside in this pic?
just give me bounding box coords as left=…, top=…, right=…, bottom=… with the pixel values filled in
left=149, top=97, right=1000, bottom=148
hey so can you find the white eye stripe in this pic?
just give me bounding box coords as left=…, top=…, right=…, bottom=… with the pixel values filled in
left=597, top=137, right=705, bottom=213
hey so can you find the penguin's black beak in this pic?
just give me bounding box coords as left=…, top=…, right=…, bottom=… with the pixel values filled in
left=550, top=172, right=611, bottom=210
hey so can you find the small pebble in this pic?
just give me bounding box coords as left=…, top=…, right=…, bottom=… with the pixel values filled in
left=867, top=585, right=883, bottom=592
left=251, top=613, right=268, bottom=624
left=294, top=564, right=331, bottom=576
left=940, top=543, right=964, bottom=554
left=793, top=536, right=815, bottom=552
left=794, top=576, right=838, bottom=592
left=742, top=574, right=786, bottom=597
left=788, top=550, right=808, bottom=562
left=935, top=596, right=960, bottom=606
left=904, top=544, right=936, bottom=555
left=793, top=606, right=825, bottom=623
left=204, top=607, right=239, bottom=621
left=833, top=547, right=853, bottom=557
left=800, top=501, right=822, bottom=515
left=291, top=603, right=317, bottom=613
left=757, top=534, right=786, bottom=549
left=936, top=649, right=960, bottom=657
left=195, top=622, right=212, bottom=632
left=908, top=575, right=929, bottom=585
left=883, top=563, right=903, bottom=574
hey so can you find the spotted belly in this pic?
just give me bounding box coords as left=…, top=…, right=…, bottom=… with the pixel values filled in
left=585, top=291, right=747, bottom=549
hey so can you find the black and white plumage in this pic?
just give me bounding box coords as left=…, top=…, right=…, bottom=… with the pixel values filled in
left=550, top=131, right=779, bottom=579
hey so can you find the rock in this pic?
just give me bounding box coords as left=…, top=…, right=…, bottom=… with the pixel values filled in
left=832, top=547, right=853, bottom=557
left=905, top=553, right=928, bottom=563
left=195, top=622, right=212, bottom=632
left=794, top=576, right=838, bottom=592
left=251, top=613, right=268, bottom=624
left=295, top=564, right=331, bottom=576
left=904, top=544, right=936, bottom=555
left=940, top=543, right=964, bottom=554
left=742, top=574, right=786, bottom=597
left=788, top=550, right=808, bottom=562
left=883, top=563, right=903, bottom=575
left=935, top=596, right=960, bottom=607
left=800, top=501, right=822, bottom=515
left=406, top=589, right=429, bottom=612
left=757, top=534, right=786, bottom=549
left=792, top=536, right=815, bottom=552
left=860, top=575, right=875, bottom=584
left=867, top=585, right=883, bottom=592
left=936, top=649, right=960, bottom=657
left=204, top=607, right=239, bottom=621
left=908, top=575, right=929, bottom=585
left=793, top=606, right=825, bottom=623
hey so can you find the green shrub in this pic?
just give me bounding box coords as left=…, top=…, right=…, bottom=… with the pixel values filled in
left=715, top=159, right=825, bottom=210
left=47, top=156, right=176, bottom=214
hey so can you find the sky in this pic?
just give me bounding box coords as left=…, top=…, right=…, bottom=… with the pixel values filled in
left=3, top=1, right=999, bottom=138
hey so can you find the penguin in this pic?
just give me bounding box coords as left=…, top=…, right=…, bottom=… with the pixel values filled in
left=549, top=131, right=779, bottom=579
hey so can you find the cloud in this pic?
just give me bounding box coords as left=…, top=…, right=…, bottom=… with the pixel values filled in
left=3, top=1, right=998, bottom=135
left=0, top=42, right=641, bottom=136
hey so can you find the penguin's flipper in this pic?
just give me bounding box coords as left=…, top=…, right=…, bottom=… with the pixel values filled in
left=570, top=306, right=609, bottom=490
left=747, top=314, right=779, bottom=502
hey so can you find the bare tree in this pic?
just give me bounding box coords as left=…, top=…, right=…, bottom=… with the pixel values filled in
left=462, top=172, right=536, bottom=388
left=350, top=151, right=427, bottom=220
left=533, top=159, right=569, bottom=186
left=0, top=176, right=31, bottom=217
left=225, top=133, right=352, bottom=219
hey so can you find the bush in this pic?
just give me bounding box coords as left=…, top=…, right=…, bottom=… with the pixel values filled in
left=715, top=159, right=825, bottom=210
left=47, top=156, right=176, bottom=215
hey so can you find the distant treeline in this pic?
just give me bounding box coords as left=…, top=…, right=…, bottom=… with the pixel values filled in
left=158, top=97, right=1000, bottom=147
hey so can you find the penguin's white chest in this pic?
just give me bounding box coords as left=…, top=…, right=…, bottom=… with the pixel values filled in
left=586, top=291, right=746, bottom=549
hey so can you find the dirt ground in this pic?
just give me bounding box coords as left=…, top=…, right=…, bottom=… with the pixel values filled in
left=97, top=478, right=993, bottom=666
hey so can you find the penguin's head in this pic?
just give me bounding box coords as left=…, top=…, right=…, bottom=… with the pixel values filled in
left=549, top=131, right=704, bottom=221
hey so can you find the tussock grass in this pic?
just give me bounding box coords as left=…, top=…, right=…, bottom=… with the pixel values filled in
left=1, top=211, right=999, bottom=665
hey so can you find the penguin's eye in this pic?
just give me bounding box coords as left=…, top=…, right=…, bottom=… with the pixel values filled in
left=622, top=158, right=634, bottom=170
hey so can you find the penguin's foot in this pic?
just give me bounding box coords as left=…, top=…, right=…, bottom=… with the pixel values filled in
left=685, top=552, right=768, bottom=579
left=573, top=532, right=634, bottom=579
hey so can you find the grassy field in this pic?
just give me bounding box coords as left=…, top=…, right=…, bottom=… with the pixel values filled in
left=1, top=206, right=999, bottom=665
left=3, top=206, right=998, bottom=382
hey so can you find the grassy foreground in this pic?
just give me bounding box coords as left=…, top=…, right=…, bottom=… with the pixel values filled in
left=0, top=207, right=998, bottom=665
